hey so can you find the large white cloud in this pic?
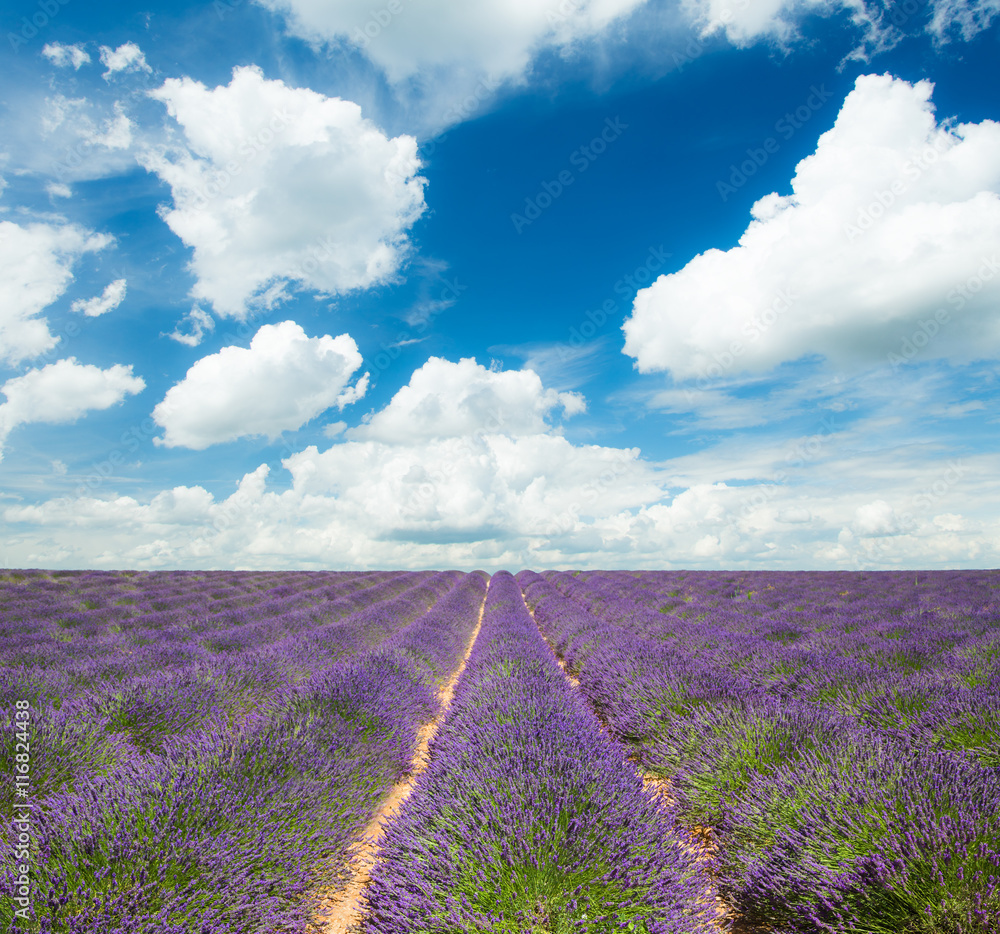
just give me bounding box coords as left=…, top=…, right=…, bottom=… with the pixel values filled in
left=5, top=420, right=998, bottom=570
left=140, top=66, right=426, bottom=317
left=255, top=0, right=649, bottom=87
left=282, top=433, right=657, bottom=545
left=2, top=357, right=664, bottom=566
left=0, top=358, right=145, bottom=460
left=0, top=221, right=113, bottom=366
left=7, top=355, right=998, bottom=570
left=152, top=321, right=368, bottom=450
left=623, top=74, right=1000, bottom=383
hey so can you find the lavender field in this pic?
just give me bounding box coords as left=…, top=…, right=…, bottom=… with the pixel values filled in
left=2, top=568, right=999, bottom=933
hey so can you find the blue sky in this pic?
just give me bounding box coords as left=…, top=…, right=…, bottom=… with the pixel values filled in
left=1, top=0, right=998, bottom=571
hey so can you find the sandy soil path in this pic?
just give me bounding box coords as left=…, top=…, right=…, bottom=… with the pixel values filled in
left=308, top=599, right=486, bottom=934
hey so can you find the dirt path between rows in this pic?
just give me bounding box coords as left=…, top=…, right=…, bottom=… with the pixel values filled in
left=308, top=599, right=486, bottom=934
left=521, top=591, right=737, bottom=933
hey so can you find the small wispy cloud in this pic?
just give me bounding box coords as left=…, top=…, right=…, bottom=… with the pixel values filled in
left=166, top=306, right=215, bottom=347
left=71, top=278, right=127, bottom=317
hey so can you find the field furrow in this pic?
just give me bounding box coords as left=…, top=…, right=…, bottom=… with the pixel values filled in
left=521, top=580, right=735, bottom=933
left=361, top=571, right=716, bottom=933
left=311, top=577, right=487, bottom=933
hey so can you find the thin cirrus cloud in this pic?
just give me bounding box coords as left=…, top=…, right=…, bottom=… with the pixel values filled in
left=685, top=0, right=1000, bottom=49
left=622, top=73, right=1000, bottom=385
left=0, top=359, right=145, bottom=461
left=28, top=93, right=137, bottom=185
left=925, top=0, right=1000, bottom=41
left=151, top=321, right=369, bottom=450
left=139, top=65, right=427, bottom=318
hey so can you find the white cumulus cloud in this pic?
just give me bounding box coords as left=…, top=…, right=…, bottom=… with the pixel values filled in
left=0, top=220, right=113, bottom=366
left=0, top=359, right=145, bottom=460
left=42, top=43, right=91, bottom=69
left=349, top=356, right=586, bottom=444
left=852, top=499, right=901, bottom=535
left=152, top=320, right=369, bottom=449
left=100, top=42, right=151, bottom=79
left=3, top=356, right=1000, bottom=569
left=140, top=65, right=427, bottom=318
left=71, top=278, right=127, bottom=317
left=623, top=74, right=1000, bottom=383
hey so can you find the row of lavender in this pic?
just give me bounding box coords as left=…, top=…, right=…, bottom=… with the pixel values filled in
left=520, top=570, right=1000, bottom=934
left=2, top=569, right=410, bottom=708
left=363, top=571, right=717, bottom=934
left=1, top=569, right=451, bottom=810
left=1, top=569, right=488, bottom=932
